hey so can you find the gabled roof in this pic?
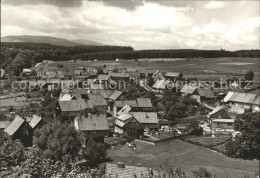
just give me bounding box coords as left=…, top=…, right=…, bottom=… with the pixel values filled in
left=110, top=72, right=130, bottom=78
left=165, top=72, right=181, bottom=77
left=4, top=115, right=25, bottom=136
left=90, top=83, right=104, bottom=90
left=98, top=74, right=110, bottom=81
left=29, top=115, right=42, bottom=129
left=46, top=78, right=61, bottom=84
left=130, top=112, right=158, bottom=124
left=196, top=88, right=215, bottom=98
left=0, top=121, right=11, bottom=129
left=117, top=104, right=132, bottom=116
left=23, top=68, right=31, bottom=73
left=76, top=114, right=109, bottom=131
left=88, top=93, right=107, bottom=106
left=152, top=80, right=170, bottom=89
left=59, top=93, right=75, bottom=101
left=136, top=98, right=153, bottom=108
left=59, top=99, right=87, bottom=112
left=180, top=84, right=198, bottom=94
left=109, top=90, right=123, bottom=101
left=117, top=113, right=133, bottom=121
left=207, top=106, right=227, bottom=117
left=224, top=92, right=259, bottom=105
left=114, top=100, right=137, bottom=108
left=212, top=119, right=234, bottom=123
left=152, top=70, right=161, bottom=78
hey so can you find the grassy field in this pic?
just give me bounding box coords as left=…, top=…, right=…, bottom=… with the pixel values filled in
left=107, top=139, right=259, bottom=178
left=35, top=57, right=259, bottom=77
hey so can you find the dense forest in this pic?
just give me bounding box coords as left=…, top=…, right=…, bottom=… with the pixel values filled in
left=1, top=42, right=260, bottom=76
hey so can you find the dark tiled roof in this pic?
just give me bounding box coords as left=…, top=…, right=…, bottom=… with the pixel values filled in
left=88, top=93, right=107, bottom=106
left=114, top=100, right=137, bottom=108
left=0, top=121, right=11, bottom=129
left=110, top=72, right=130, bottom=78
left=76, top=114, right=109, bottom=131
left=136, top=98, right=153, bottom=108
left=98, top=74, right=110, bottom=81
left=226, top=92, right=259, bottom=105
left=180, top=84, right=198, bottom=94
left=196, top=88, right=215, bottom=98
left=130, top=112, right=158, bottom=124
left=165, top=72, right=181, bottom=77
left=59, top=99, right=87, bottom=112
left=109, top=90, right=123, bottom=101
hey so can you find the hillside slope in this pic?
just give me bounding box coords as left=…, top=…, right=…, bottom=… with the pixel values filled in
left=1, top=35, right=104, bottom=47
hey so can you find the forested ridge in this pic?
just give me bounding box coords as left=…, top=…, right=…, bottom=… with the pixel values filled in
left=1, top=42, right=260, bottom=76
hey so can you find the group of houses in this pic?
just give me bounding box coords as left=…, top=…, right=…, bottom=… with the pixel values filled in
left=1, top=64, right=259, bottom=146
left=58, top=86, right=159, bottom=142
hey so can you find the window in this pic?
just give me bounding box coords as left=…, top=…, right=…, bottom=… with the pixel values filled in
left=227, top=123, right=233, bottom=126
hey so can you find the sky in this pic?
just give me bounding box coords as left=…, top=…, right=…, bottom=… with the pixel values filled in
left=1, top=0, right=259, bottom=50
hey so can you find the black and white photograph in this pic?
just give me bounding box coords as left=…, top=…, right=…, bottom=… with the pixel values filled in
left=0, top=0, right=259, bottom=177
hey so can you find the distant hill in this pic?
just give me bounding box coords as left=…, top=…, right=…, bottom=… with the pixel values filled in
left=71, top=39, right=104, bottom=46
left=1, top=35, right=104, bottom=47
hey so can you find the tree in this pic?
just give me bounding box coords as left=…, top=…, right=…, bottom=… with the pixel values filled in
left=245, top=70, right=254, bottom=81
left=225, top=113, right=260, bottom=159
left=189, top=120, right=203, bottom=135
left=0, top=132, right=25, bottom=170
left=33, top=123, right=83, bottom=161
left=81, top=139, right=108, bottom=163
left=188, top=105, right=196, bottom=116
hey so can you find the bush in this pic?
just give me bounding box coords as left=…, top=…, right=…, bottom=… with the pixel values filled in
left=192, top=167, right=212, bottom=178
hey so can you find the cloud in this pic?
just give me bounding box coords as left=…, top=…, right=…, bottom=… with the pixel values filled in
left=1, top=1, right=259, bottom=50
left=204, top=1, right=226, bottom=9
left=2, top=0, right=84, bottom=8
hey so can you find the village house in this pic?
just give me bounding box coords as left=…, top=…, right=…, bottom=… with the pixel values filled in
left=192, top=88, right=215, bottom=103
left=87, top=93, right=107, bottom=113
left=4, top=115, right=32, bottom=146
left=46, top=78, right=61, bottom=91
left=103, top=65, right=117, bottom=73
left=152, top=70, right=164, bottom=81
left=28, top=115, right=43, bottom=130
left=113, top=98, right=153, bottom=117
left=113, top=100, right=138, bottom=117
left=152, top=80, right=170, bottom=91
left=136, top=98, right=153, bottom=112
left=208, top=106, right=235, bottom=135
left=0, top=121, right=11, bottom=131
left=109, top=72, right=130, bottom=81
left=114, top=113, right=144, bottom=138
left=0, top=69, right=5, bottom=79
left=74, top=113, right=109, bottom=143
left=64, top=70, right=75, bottom=80
left=75, top=69, right=84, bottom=76
left=180, top=84, right=199, bottom=96
left=56, top=70, right=65, bottom=79
left=130, top=112, right=159, bottom=132
left=223, top=92, right=260, bottom=112
left=98, top=74, right=110, bottom=83
left=164, top=72, right=183, bottom=81
left=59, top=99, right=88, bottom=120
left=22, top=68, right=32, bottom=76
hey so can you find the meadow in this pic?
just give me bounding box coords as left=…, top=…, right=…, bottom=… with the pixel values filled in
left=107, top=139, right=259, bottom=178
left=36, top=57, right=259, bottom=79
